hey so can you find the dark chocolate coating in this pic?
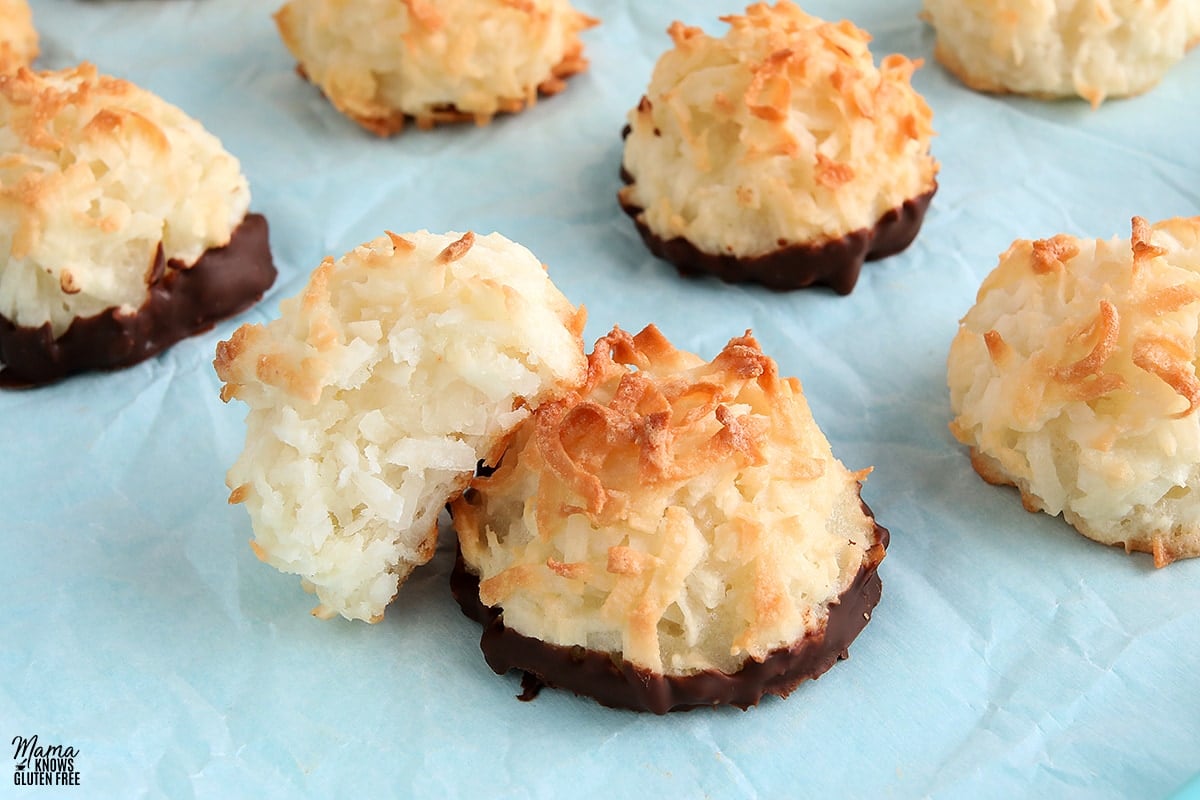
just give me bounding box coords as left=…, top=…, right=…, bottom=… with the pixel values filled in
left=619, top=126, right=936, bottom=294
left=0, top=213, right=276, bottom=388
left=451, top=501, right=888, bottom=714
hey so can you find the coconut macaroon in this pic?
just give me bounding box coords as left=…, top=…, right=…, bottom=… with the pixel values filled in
left=452, top=325, right=888, bottom=713
left=0, top=63, right=275, bottom=387
left=0, top=0, right=37, bottom=72
left=922, top=0, right=1198, bottom=108
left=215, top=230, right=587, bottom=622
left=948, top=217, right=1200, bottom=567
left=618, top=2, right=938, bottom=294
left=274, top=0, right=598, bottom=136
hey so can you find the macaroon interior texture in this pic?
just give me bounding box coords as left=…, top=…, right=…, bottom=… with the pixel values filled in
left=216, top=230, right=586, bottom=622
left=455, top=325, right=880, bottom=675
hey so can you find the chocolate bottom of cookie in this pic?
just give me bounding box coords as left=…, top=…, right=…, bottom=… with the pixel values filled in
left=451, top=505, right=888, bottom=714
left=0, top=213, right=276, bottom=388
left=619, top=161, right=935, bottom=295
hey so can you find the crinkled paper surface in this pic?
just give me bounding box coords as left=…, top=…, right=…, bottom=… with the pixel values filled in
left=3, top=1, right=1199, bottom=798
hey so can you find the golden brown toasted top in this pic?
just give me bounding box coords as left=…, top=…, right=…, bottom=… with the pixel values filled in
left=457, top=325, right=881, bottom=674
left=620, top=1, right=937, bottom=255
left=0, top=63, right=250, bottom=333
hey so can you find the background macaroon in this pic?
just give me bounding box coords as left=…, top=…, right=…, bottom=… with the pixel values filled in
left=619, top=1, right=938, bottom=294
left=453, top=324, right=888, bottom=713
left=0, top=63, right=275, bottom=387
left=274, top=0, right=598, bottom=135
left=948, top=216, right=1200, bottom=566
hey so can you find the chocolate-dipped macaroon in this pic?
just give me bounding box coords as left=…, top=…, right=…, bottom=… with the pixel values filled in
left=922, top=0, right=1199, bottom=108
left=452, top=325, right=888, bottom=713
left=0, top=0, right=36, bottom=72
left=619, top=2, right=938, bottom=294
left=0, top=63, right=275, bottom=387
left=216, top=230, right=587, bottom=623
left=948, top=216, right=1200, bottom=567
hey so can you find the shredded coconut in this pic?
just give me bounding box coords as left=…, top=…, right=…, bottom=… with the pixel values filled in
left=275, top=0, right=597, bottom=135
left=620, top=1, right=937, bottom=258
left=455, top=325, right=882, bottom=674
left=217, top=230, right=587, bottom=621
left=0, top=63, right=250, bottom=334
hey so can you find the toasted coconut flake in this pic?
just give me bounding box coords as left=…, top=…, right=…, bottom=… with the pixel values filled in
left=1031, top=234, right=1081, bottom=274
left=1131, top=215, right=1169, bottom=272
left=0, top=63, right=250, bottom=334
left=1060, top=372, right=1126, bottom=403
left=401, top=0, right=443, bottom=28
left=1152, top=535, right=1171, bottom=568
left=0, top=1, right=37, bottom=73
left=546, top=557, right=589, bottom=580
left=385, top=230, right=416, bottom=252
left=436, top=231, right=476, bottom=264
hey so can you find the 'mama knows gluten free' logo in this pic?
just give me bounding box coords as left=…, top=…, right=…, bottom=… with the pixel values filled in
left=12, top=735, right=80, bottom=787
